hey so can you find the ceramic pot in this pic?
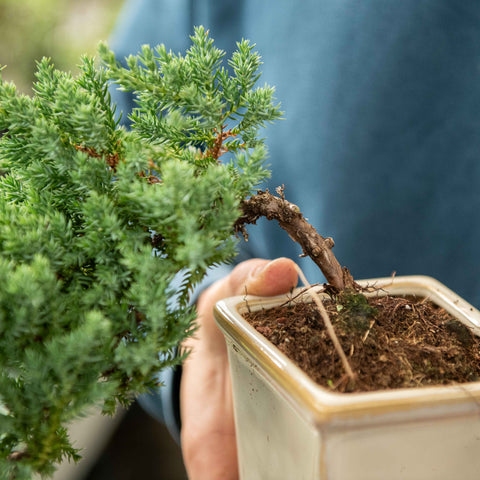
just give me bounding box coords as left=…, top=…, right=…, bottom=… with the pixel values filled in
left=214, top=276, right=480, bottom=480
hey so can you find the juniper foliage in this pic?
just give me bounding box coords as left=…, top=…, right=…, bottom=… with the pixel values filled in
left=0, top=26, right=281, bottom=478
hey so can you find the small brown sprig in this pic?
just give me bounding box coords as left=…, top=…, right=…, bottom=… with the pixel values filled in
left=74, top=143, right=121, bottom=171
left=204, top=124, right=237, bottom=162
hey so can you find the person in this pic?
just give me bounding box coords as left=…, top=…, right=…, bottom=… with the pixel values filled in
left=109, top=1, right=480, bottom=478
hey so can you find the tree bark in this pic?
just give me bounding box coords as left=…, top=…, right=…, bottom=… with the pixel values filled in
left=235, top=188, right=353, bottom=291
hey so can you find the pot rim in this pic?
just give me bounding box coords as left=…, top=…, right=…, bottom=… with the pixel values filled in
left=214, top=275, right=480, bottom=425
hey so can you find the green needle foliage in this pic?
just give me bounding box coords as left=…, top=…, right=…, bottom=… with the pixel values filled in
left=0, top=26, right=281, bottom=478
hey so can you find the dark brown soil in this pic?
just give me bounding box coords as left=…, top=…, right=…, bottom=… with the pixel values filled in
left=244, top=291, right=480, bottom=393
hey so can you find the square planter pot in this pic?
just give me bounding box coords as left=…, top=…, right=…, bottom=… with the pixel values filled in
left=214, top=275, right=480, bottom=480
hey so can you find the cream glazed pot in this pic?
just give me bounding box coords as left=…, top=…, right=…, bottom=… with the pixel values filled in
left=214, top=276, right=480, bottom=480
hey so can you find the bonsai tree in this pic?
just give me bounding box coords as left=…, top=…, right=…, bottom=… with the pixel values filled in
left=0, top=27, right=343, bottom=478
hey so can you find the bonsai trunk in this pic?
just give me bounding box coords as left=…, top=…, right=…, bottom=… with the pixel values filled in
left=235, top=187, right=355, bottom=291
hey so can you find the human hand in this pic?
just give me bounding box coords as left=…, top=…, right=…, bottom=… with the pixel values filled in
left=180, top=257, right=298, bottom=480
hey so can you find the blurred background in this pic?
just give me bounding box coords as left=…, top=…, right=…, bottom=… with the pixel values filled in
left=0, top=0, right=120, bottom=92
left=0, top=1, right=188, bottom=478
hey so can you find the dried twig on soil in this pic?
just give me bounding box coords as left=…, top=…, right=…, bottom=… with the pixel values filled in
left=295, top=265, right=356, bottom=381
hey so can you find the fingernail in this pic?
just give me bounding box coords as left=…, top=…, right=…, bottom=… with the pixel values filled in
left=251, top=261, right=270, bottom=279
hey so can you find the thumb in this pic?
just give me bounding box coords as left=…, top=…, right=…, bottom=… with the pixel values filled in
left=228, top=257, right=299, bottom=297
left=193, top=258, right=298, bottom=354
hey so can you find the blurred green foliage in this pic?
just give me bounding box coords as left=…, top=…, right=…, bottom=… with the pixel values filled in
left=0, top=0, right=123, bottom=93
